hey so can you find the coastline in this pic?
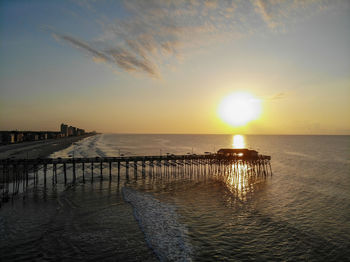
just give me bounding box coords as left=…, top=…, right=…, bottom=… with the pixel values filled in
left=0, top=134, right=95, bottom=159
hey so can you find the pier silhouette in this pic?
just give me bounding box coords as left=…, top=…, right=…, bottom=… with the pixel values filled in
left=0, top=149, right=271, bottom=206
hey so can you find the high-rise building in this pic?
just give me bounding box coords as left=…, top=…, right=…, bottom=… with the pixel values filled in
left=60, top=123, right=68, bottom=137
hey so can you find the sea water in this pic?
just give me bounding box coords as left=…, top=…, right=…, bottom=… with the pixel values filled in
left=0, top=134, right=349, bottom=261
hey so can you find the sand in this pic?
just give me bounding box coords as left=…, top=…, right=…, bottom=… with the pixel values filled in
left=0, top=134, right=94, bottom=159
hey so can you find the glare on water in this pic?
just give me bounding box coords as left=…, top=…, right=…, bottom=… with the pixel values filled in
left=1, top=134, right=349, bottom=261
left=221, top=135, right=251, bottom=199
left=224, top=162, right=251, bottom=200
left=232, top=135, right=245, bottom=149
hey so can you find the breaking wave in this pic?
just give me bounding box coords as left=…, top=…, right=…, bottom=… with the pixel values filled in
left=122, top=187, right=193, bottom=262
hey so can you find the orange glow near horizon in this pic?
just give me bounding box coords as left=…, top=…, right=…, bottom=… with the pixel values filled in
left=218, top=92, right=262, bottom=127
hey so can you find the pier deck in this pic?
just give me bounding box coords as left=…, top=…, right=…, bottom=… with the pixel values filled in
left=0, top=152, right=272, bottom=205
left=0, top=153, right=271, bottom=165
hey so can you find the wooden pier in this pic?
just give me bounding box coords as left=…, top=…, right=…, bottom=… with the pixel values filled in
left=0, top=150, right=272, bottom=205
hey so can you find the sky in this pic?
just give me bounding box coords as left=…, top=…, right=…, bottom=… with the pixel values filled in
left=1, top=0, right=349, bottom=134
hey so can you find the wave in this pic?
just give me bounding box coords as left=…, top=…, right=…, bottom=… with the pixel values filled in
left=284, top=151, right=316, bottom=159
left=122, top=187, right=193, bottom=262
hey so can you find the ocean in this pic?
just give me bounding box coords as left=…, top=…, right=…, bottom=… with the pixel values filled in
left=0, top=134, right=349, bottom=261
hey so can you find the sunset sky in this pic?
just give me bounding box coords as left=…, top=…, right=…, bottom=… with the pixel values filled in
left=1, top=0, right=349, bottom=134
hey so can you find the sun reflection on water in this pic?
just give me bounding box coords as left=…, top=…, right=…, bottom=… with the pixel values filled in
left=223, top=162, right=249, bottom=200
left=222, top=162, right=268, bottom=201
left=232, top=135, right=245, bottom=149
left=216, top=135, right=266, bottom=200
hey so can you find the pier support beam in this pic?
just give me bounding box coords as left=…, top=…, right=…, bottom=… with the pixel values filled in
left=73, top=160, right=76, bottom=183
left=118, top=161, right=120, bottom=181
left=0, top=153, right=272, bottom=205
left=109, top=162, right=112, bottom=181
left=134, top=161, right=137, bottom=179
left=63, top=163, right=67, bottom=184
left=82, top=162, right=85, bottom=183
left=91, top=162, right=94, bottom=183
left=142, top=161, right=146, bottom=178
left=44, top=164, right=47, bottom=186
left=126, top=161, right=129, bottom=180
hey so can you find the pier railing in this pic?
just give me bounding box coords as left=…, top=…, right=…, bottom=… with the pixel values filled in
left=0, top=153, right=272, bottom=205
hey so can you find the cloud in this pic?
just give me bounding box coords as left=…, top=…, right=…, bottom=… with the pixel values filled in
left=254, top=0, right=278, bottom=29
left=269, top=92, right=287, bottom=100
left=253, top=0, right=332, bottom=30
left=52, top=32, right=160, bottom=78
left=51, top=0, right=335, bottom=78
left=106, top=47, right=159, bottom=77
left=52, top=33, right=111, bottom=63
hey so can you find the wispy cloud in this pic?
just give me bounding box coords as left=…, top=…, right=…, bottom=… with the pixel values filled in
left=51, top=0, right=334, bottom=78
left=52, top=33, right=111, bottom=63
left=254, top=0, right=278, bottom=29
left=107, top=47, right=159, bottom=77
left=253, top=0, right=331, bottom=30
left=52, top=32, right=160, bottom=78
left=269, top=92, right=287, bottom=100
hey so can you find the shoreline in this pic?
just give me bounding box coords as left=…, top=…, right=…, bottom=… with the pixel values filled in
left=0, top=134, right=95, bottom=159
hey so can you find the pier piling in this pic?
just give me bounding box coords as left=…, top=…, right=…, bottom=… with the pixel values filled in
left=0, top=151, right=271, bottom=205
left=64, top=163, right=67, bottom=184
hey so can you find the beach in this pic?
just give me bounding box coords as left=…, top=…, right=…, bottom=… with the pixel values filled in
left=0, top=134, right=94, bottom=159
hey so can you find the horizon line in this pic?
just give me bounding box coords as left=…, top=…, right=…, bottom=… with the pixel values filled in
left=99, top=133, right=350, bottom=136
left=1, top=130, right=349, bottom=136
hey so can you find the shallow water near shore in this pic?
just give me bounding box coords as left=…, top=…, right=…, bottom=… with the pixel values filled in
left=1, top=134, right=350, bottom=261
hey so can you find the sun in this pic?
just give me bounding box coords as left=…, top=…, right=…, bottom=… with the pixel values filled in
left=218, top=92, right=262, bottom=126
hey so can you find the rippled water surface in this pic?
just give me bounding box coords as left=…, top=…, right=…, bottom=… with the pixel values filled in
left=1, top=135, right=349, bottom=261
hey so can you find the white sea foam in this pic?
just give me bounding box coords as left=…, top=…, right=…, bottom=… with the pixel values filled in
left=50, top=134, right=112, bottom=158
left=284, top=151, right=316, bottom=159
left=122, top=187, right=193, bottom=262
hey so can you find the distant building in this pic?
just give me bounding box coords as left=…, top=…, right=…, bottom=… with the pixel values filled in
left=0, top=132, right=14, bottom=144
left=77, top=128, right=85, bottom=136
left=0, top=124, right=87, bottom=145
left=55, top=133, right=63, bottom=139
left=0, top=131, right=25, bottom=144
left=39, top=132, right=48, bottom=140
left=68, top=126, right=74, bottom=136
left=61, top=123, right=68, bottom=137
left=15, top=132, right=24, bottom=143
left=47, top=132, right=61, bottom=139
left=10, top=133, right=15, bottom=143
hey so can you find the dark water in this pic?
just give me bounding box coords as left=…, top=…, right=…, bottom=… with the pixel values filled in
left=1, top=135, right=349, bottom=261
